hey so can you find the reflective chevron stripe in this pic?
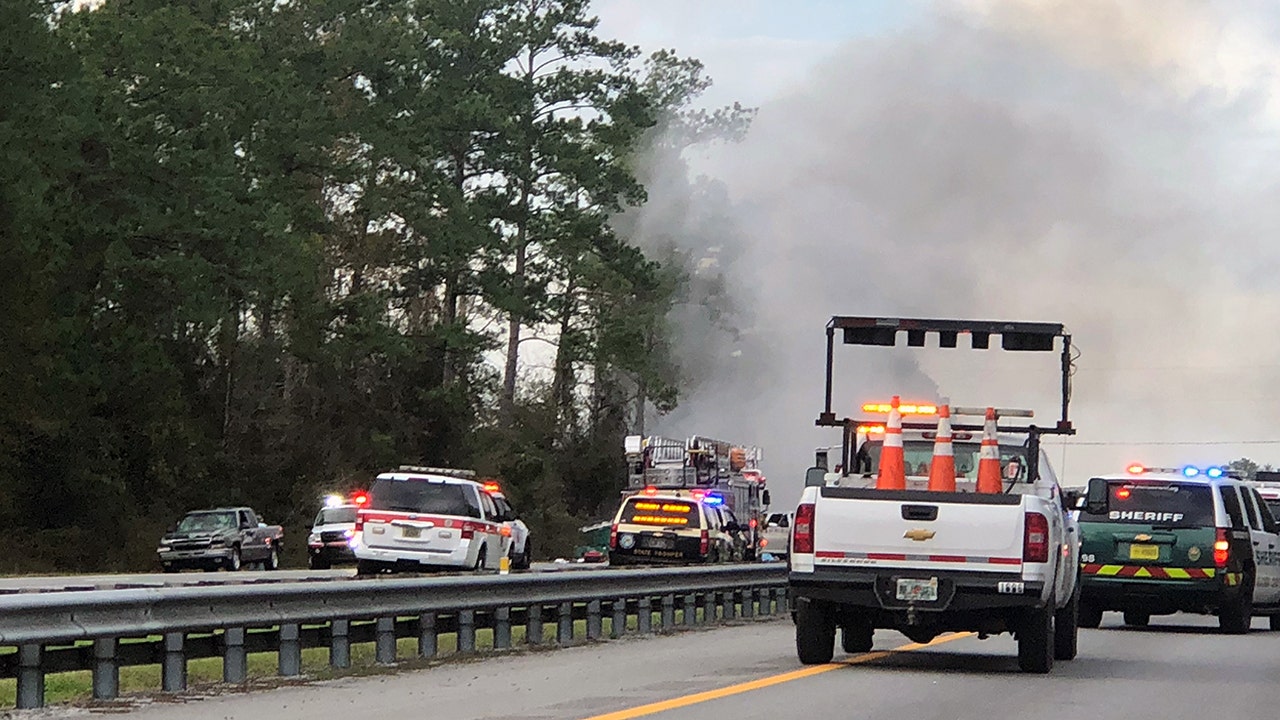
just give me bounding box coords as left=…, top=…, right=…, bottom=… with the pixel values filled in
left=1082, top=563, right=1216, bottom=579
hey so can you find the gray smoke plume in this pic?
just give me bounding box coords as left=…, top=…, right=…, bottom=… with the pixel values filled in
left=632, top=0, right=1280, bottom=506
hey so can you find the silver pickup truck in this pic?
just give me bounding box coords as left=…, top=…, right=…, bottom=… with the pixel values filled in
left=157, top=507, right=284, bottom=572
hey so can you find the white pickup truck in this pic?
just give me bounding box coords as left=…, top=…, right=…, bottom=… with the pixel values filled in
left=792, top=316, right=1082, bottom=673
left=790, top=430, right=1080, bottom=672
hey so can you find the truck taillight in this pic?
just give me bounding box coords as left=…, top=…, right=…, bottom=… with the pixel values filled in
left=1023, top=512, right=1049, bottom=563
left=793, top=503, right=815, bottom=554
left=1214, top=528, right=1230, bottom=568
left=700, top=530, right=709, bottom=555
left=461, top=525, right=474, bottom=540
left=355, top=512, right=365, bottom=533
left=609, top=523, right=618, bottom=550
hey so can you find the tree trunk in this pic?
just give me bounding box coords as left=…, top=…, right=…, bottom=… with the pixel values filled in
left=550, top=278, right=576, bottom=428
left=501, top=198, right=528, bottom=412
left=442, top=145, right=466, bottom=385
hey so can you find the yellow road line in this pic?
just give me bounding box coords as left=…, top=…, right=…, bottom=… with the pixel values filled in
left=581, top=632, right=975, bottom=720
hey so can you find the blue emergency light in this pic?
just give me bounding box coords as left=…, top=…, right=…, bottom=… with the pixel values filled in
left=703, top=493, right=725, bottom=506
left=1182, top=466, right=1200, bottom=478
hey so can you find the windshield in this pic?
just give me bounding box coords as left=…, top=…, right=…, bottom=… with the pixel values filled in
left=619, top=499, right=702, bottom=528
left=176, top=512, right=236, bottom=534
left=854, top=440, right=1029, bottom=481
left=313, top=507, right=357, bottom=526
left=368, top=479, right=480, bottom=518
left=1079, top=480, right=1215, bottom=527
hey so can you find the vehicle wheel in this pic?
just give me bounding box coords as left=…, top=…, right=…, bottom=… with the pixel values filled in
left=1220, top=573, right=1254, bottom=634
left=795, top=601, right=836, bottom=665
left=226, top=547, right=242, bottom=572
left=1054, top=580, right=1080, bottom=661
left=1017, top=603, right=1055, bottom=674
left=265, top=545, right=280, bottom=571
left=514, top=538, right=532, bottom=570
left=1122, top=610, right=1150, bottom=627
left=1078, top=600, right=1103, bottom=629
left=309, top=555, right=330, bottom=570
left=473, top=545, right=488, bottom=571
left=356, top=559, right=383, bottom=576
left=162, top=564, right=177, bottom=574
left=1270, top=614, right=1280, bottom=631
left=840, top=621, right=873, bottom=654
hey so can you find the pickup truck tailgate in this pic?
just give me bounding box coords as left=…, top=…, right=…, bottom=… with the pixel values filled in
left=814, top=487, right=1025, bottom=573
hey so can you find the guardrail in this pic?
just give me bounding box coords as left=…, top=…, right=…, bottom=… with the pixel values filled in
left=0, top=564, right=789, bottom=709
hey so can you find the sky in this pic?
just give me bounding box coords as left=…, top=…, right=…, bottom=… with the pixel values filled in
left=590, top=0, right=1280, bottom=507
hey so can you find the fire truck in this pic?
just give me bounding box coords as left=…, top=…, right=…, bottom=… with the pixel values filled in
left=623, top=435, right=771, bottom=560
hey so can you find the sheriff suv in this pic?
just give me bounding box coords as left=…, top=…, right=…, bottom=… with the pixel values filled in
left=608, top=491, right=743, bottom=565
left=351, top=467, right=507, bottom=574
left=1078, top=465, right=1280, bottom=633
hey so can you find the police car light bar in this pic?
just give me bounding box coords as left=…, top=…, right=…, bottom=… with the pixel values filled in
left=1126, top=464, right=1226, bottom=478
left=396, top=465, right=477, bottom=479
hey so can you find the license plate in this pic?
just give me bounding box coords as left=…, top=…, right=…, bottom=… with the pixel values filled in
left=643, top=537, right=675, bottom=550
left=402, top=526, right=422, bottom=539
left=896, top=577, right=938, bottom=602
left=1129, top=543, right=1159, bottom=561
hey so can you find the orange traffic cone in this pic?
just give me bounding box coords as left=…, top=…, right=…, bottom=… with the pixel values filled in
left=928, top=404, right=956, bottom=492
left=975, top=407, right=1002, bottom=493
left=876, top=396, right=906, bottom=490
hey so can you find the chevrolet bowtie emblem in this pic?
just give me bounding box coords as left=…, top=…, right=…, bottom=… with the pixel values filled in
left=1135, top=533, right=1152, bottom=542
left=904, top=529, right=936, bottom=542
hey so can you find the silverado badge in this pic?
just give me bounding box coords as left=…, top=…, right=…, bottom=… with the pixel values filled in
left=1134, top=533, right=1152, bottom=542
left=904, top=528, right=936, bottom=542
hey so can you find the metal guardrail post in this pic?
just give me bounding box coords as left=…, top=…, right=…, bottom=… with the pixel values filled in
left=661, top=594, right=675, bottom=630
left=556, top=602, right=573, bottom=645
left=279, top=623, right=302, bottom=676
left=776, top=587, right=789, bottom=614
left=17, top=644, right=44, bottom=709
left=162, top=633, right=186, bottom=692
left=376, top=616, right=397, bottom=663
left=416, top=613, right=435, bottom=659
left=527, top=604, right=544, bottom=645
left=724, top=590, right=736, bottom=620
left=224, top=628, right=247, bottom=683
left=586, top=600, right=601, bottom=640
left=742, top=589, right=755, bottom=619
left=331, top=619, right=351, bottom=668
left=759, top=588, right=773, bottom=616
left=457, top=609, right=476, bottom=653
left=682, top=594, right=696, bottom=627
left=611, top=598, right=626, bottom=638
left=637, top=597, right=652, bottom=634
left=494, top=607, right=512, bottom=649
left=92, top=638, right=118, bottom=700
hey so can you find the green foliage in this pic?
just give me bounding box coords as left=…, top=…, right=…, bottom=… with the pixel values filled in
left=1, top=0, right=737, bottom=571
left=1229, top=458, right=1260, bottom=482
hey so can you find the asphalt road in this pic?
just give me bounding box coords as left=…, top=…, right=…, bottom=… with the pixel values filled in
left=60, top=611, right=1280, bottom=719
left=0, top=561, right=605, bottom=592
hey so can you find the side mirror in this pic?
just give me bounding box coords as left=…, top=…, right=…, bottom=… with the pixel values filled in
left=1085, top=477, right=1109, bottom=516
left=805, top=467, right=826, bottom=487
left=762, top=490, right=772, bottom=507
